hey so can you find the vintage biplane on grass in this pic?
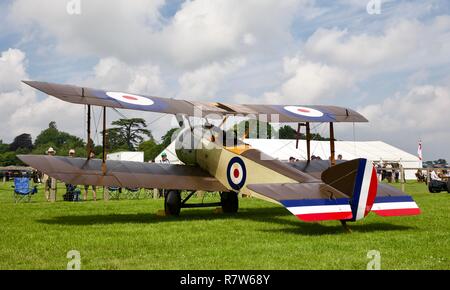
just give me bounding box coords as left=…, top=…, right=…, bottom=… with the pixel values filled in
left=19, top=81, right=420, bottom=228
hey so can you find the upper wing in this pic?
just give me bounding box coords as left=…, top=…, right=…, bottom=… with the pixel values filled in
left=18, top=155, right=227, bottom=192
left=23, top=80, right=368, bottom=123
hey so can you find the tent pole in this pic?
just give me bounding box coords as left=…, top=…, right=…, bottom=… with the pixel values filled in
left=330, top=122, right=336, bottom=166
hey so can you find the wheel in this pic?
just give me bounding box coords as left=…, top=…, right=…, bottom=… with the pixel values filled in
left=221, top=191, right=239, bottom=213
left=447, top=180, right=450, bottom=193
left=164, top=190, right=181, bottom=216
left=428, top=183, right=437, bottom=193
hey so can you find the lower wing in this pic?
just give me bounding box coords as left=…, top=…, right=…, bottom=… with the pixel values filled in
left=18, top=155, right=227, bottom=192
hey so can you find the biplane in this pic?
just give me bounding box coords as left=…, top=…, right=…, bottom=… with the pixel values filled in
left=19, top=81, right=420, bottom=228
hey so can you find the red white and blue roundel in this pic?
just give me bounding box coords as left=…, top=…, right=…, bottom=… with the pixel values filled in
left=106, top=92, right=154, bottom=106
left=283, top=106, right=324, bottom=118
left=227, top=157, right=247, bottom=190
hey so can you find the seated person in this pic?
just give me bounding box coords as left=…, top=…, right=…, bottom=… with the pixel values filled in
left=430, top=170, right=441, bottom=181
left=415, top=170, right=426, bottom=182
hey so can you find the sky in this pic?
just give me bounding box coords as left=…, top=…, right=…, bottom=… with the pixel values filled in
left=0, top=0, right=449, bottom=161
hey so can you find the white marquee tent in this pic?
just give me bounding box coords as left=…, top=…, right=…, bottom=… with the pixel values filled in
left=155, top=139, right=421, bottom=180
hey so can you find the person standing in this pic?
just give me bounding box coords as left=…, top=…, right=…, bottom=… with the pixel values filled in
left=43, top=147, right=57, bottom=201
left=83, top=151, right=97, bottom=201
left=160, top=152, right=170, bottom=164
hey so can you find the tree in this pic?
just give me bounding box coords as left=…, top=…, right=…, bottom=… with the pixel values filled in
left=278, top=125, right=297, bottom=139
left=33, top=121, right=85, bottom=155
left=228, top=120, right=274, bottom=139
left=108, top=118, right=153, bottom=151
left=0, top=140, right=9, bottom=154
left=9, top=133, right=33, bottom=152
left=34, top=122, right=59, bottom=147
left=0, top=152, right=22, bottom=166
left=277, top=125, right=329, bottom=140
left=138, top=139, right=160, bottom=161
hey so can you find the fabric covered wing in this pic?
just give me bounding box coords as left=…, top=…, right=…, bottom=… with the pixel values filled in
left=23, top=80, right=368, bottom=123
left=18, top=155, right=227, bottom=192
left=247, top=182, right=353, bottom=222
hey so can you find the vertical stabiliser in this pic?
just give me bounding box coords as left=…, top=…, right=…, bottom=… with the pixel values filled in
left=348, top=159, right=378, bottom=221
left=321, top=158, right=378, bottom=221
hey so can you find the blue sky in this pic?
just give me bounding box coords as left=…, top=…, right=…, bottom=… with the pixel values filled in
left=0, top=0, right=449, bottom=161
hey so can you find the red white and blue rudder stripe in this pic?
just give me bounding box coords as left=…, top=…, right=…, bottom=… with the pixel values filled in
left=280, top=198, right=353, bottom=222
left=371, top=196, right=421, bottom=216
left=347, top=159, right=378, bottom=221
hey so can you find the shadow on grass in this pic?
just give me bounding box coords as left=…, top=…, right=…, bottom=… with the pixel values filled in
left=262, top=221, right=416, bottom=236
left=36, top=206, right=415, bottom=235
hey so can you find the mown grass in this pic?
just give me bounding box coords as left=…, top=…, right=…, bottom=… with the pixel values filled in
left=0, top=180, right=448, bottom=269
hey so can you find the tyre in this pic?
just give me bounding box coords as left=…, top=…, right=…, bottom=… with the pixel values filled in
left=221, top=191, right=239, bottom=213
left=164, top=190, right=181, bottom=216
left=447, top=180, right=450, bottom=193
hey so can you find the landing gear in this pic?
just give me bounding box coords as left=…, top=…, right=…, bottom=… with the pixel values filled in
left=164, top=190, right=181, bottom=216
left=221, top=191, right=239, bottom=213
left=340, top=220, right=352, bottom=233
left=162, top=190, right=239, bottom=216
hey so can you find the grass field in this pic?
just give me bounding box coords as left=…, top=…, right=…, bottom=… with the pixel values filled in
left=0, top=179, right=448, bottom=270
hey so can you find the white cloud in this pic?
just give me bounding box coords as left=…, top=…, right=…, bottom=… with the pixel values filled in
left=360, top=85, right=450, bottom=133
left=8, top=0, right=315, bottom=68
left=304, top=16, right=450, bottom=71
left=264, top=56, right=354, bottom=103
left=353, top=85, right=450, bottom=160
left=0, top=48, right=86, bottom=143
left=0, top=49, right=28, bottom=92
left=178, top=58, right=246, bottom=99
left=85, top=57, right=165, bottom=95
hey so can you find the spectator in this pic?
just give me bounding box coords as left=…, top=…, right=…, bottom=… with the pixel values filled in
left=385, top=163, right=393, bottom=183
left=160, top=152, right=170, bottom=164
left=415, top=169, right=425, bottom=183
left=43, top=147, right=57, bottom=201
left=376, top=163, right=382, bottom=181
left=337, top=154, right=343, bottom=160
left=84, top=151, right=97, bottom=201
left=430, top=170, right=441, bottom=181
left=288, top=157, right=295, bottom=163
left=65, top=149, right=80, bottom=201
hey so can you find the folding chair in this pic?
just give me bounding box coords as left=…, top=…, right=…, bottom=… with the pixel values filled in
left=125, top=187, right=141, bottom=199
left=13, top=177, right=37, bottom=203
left=63, top=184, right=81, bottom=202
left=108, top=186, right=121, bottom=200
left=142, top=188, right=155, bottom=199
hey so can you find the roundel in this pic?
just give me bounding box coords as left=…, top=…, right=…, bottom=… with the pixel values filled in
left=283, top=106, right=324, bottom=118
left=227, top=157, right=247, bottom=190
left=106, top=92, right=154, bottom=106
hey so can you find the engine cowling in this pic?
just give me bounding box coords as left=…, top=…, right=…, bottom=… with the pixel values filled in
left=174, top=128, right=198, bottom=166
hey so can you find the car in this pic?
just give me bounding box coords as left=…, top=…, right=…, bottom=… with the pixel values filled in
left=428, top=179, right=450, bottom=193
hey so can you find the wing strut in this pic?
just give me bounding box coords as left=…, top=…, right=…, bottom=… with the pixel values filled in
left=306, top=122, right=311, bottom=162
left=86, top=104, right=92, bottom=159
left=330, top=122, right=336, bottom=166
left=102, top=106, right=107, bottom=175
left=296, top=122, right=311, bottom=162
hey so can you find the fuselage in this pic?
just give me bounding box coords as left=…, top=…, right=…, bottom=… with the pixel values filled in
left=174, top=125, right=308, bottom=203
